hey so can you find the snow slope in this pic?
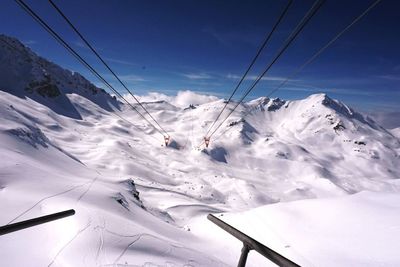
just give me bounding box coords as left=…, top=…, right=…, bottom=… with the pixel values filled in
left=1, top=34, right=400, bottom=266
left=194, top=191, right=400, bottom=266
left=391, top=127, right=400, bottom=138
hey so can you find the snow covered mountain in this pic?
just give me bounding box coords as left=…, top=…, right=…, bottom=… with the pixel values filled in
left=0, top=34, right=399, bottom=266
left=0, top=34, right=119, bottom=119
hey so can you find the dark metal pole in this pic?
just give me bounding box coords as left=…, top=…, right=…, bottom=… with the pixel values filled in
left=207, top=214, right=300, bottom=267
left=238, top=243, right=251, bottom=267
left=0, top=209, right=75, bottom=236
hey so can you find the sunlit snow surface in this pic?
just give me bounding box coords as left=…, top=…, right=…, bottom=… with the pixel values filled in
left=0, top=89, right=399, bottom=267
left=1, top=35, right=400, bottom=267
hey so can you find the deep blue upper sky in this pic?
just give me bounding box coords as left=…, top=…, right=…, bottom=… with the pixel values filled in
left=1, top=0, right=399, bottom=115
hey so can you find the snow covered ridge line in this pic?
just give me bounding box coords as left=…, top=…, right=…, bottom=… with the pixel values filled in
left=0, top=33, right=393, bottom=132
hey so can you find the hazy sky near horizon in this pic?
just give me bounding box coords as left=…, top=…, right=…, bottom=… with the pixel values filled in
left=1, top=0, right=399, bottom=118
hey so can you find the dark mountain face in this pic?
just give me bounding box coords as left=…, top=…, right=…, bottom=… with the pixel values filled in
left=0, top=34, right=119, bottom=119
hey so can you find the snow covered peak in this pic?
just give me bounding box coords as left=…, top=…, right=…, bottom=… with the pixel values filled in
left=247, top=93, right=354, bottom=119
left=246, top=96, right=285, bottom=113
left=304, top=93, right=340, bottom=108
left=0, top=34, right=118, bottom=118
left=305, top=92, right=330, bottom=101
left=302, top=93, right=356, bottom=117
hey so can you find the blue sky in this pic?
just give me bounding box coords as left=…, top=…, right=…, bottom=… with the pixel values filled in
left=1, top=0, right=399, bottom=121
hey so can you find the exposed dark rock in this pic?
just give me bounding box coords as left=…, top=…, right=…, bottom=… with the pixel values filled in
left=354, top=141, right=366, bottom=145
left=333, top=122, right=346, bottom=133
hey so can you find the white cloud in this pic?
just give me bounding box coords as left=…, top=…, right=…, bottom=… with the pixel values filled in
left=173, top=90, right=218, bottom=107
left=123, top=90, right=219, bottom=108
left=131, top=92, right=173, bottom=103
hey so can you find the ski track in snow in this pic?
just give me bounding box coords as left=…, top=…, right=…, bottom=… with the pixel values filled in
left=7, top=182, right=90, bottom=224
left=94, top=219, right=106, bottom=266
left=76, top=175, right=99, bottom=203
left=112, top=234, right=143, bottom=265
left=47, top=220, right=92, bottom=267
left=7, top=168, right=99, bottom=226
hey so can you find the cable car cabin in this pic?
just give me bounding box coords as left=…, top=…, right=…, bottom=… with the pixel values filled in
left=204, top=137, right=210, bottom=148
left=164, top=136, right=170, bottom=146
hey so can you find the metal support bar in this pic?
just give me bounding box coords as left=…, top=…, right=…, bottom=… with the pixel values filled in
left=0, top=209, right=75, bottom=236
left=207, top=214, right=300, bottom=267
left=238, top=243, right=251, bottom=267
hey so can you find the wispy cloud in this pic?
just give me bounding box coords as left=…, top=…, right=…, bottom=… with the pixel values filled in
left=73, top=40, right=87, bottom=49
left=226, top=74, right=242, bottom=80
left=23, top=40, right=37, bottom=46
left=72, top=40, right=141, bottom=67
left=101, top=73, right=147, bottom=85
left=104, top=57, right=140, bottom=67
left=393, top=65, right=400, bottom=72
left=226, top=73, right=294, bottom=82
left=282, top=85, right=354, bottom=95
left=182, top=73, right=213, bottom=80
left=376, top=74, right=400, bottom=81
left=73, top=40, right=104, bottom=52
left=280, top=83, right=394, bottom=97
left=119, top=74, right=147, bottom=82
left=202, top=27, right=262, bottom=47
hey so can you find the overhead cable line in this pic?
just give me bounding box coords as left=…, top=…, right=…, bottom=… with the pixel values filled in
left=14, top=0, right=166, bottom=139
left=0, top=36, right=156, bottom=141
left=204, top=0, right=326, bottom=145
left=204, top=0, right=293, bottom=138
left=257, top=0, right=383, bottom=101
left=212, top=0, right=382, bottom=143
left=48, top=0, right=170, bottom=138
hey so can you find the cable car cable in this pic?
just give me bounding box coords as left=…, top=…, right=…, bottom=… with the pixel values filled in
left=206, top=0, right=326, bottom=143
left=15, top=0, right=165, bottom=138
left=204, top=0, right=293, bottom=138
left=48, top=0, right=170, bottom=138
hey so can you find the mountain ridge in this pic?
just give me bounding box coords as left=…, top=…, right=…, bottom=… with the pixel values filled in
left=0, top=34, right=119, bottom=119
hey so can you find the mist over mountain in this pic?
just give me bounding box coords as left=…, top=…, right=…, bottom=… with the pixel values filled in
left=368, top=110, right=400, bottom=129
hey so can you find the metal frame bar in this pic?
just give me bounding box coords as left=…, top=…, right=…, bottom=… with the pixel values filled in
left=0, top=209, right=75, bottom=236
left=207, top=214, right=300, bottom=267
